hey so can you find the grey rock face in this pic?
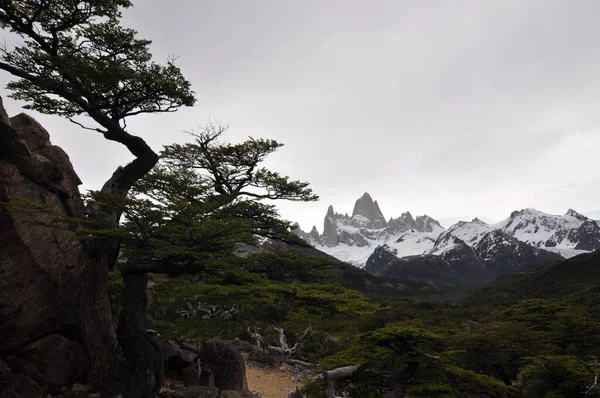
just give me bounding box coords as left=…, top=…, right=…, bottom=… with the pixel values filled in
left=387, top=212, right=417, bottom=234
left=415, top=215, right=443, bottom=233
left=364, top=244, right=399, bottom=275
left=571, top=220, right=600, bottom=251
left=351, top=192, right=387, bottom=229
left=322, top=206, right=339, bottom=246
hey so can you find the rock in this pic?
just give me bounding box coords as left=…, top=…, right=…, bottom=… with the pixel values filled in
left=10, top=114, right=51, bottom=152
left=387, top=212, right=417, bottom=234
left=219, top=391, right=250, bottom=398
left=62, top=383, right=93, bottom=398
left=180, top=365, right=202, bottom=387
left=199, top=341, right=246, bottom=391
left=176, top=385, right=219, bottom=398
left=7, top=334, right=85, bottom=394
left=0, top=99, right=86, bottom=355
left=180, top=349, right=198, bottom=364
left=287, top=388, right=304, bottom=398
left=0, top=97, right=9, bottom=125
left=322, top=206, right=339, bottom=246
left=199, top=368, right=215, bottom=388
left=351, top=192, right=387, bottom=229
left=0, top=358, right=47, bottom=398
left=224, top=339, right=282, bottom=368
left=415, top=215, right=443, bottom=233
left=71, top=383, right=92, bottom=392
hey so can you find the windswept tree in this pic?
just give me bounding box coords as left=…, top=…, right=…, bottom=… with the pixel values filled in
left=89, top=123, right=317, bottom=395
left=0, top=0, right=195, bottom=392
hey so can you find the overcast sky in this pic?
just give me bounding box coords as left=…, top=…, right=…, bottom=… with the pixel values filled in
left=2, top=0, right=600, bottom=231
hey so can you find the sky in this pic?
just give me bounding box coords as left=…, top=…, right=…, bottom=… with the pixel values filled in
left=2, top=0, right=600, bottom=231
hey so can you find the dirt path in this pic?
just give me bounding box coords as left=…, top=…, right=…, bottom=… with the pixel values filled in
left=246, top=366, right=303, bottom=398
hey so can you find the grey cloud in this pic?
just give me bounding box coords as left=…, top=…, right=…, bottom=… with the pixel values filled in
left=2, top=0, right=600, bottom=231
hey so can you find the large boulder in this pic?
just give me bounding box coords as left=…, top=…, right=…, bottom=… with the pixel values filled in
left=0, top=98, right=88, bottom=396
left=0, top=358, right=47, bottom=398
left=0, top=99, right=86, bottom=354
left=6, top=334, right=85, bottom=394
left=199, top=341, right=246, bottom=392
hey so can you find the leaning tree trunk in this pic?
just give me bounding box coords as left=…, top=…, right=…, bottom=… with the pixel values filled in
left=77, top=237, right=121, bottom=394
left=78, top=145, right=159, bottom=393
left=117, top=271, right=164, bottom=398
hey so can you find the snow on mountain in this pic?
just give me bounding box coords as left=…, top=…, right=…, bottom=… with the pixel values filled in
left=294, top=194, right=600, bottom=269
left=494, top=208, right=600, bottom=257
left=298, top=192, right=445, bottom=267
left=430, top=218, right=492, bottom=255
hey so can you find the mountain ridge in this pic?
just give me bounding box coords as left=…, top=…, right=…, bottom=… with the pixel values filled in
left=292, top=193, right=600, bottom=282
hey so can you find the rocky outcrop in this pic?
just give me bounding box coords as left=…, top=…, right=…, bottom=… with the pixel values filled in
left=322, top=205, right=339, bottom=246
left=387, top=212, right=418, bottom=234
left=6, top=334, right=86, bottom=394
left=199, top=341, right=247, bottom=392
left=0, top=98, right=88, bottom=395
left=571, top=220, right=600, bottom=251
left=415, top=215, right=443, bottom=233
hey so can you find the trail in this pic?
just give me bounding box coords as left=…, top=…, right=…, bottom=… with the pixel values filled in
left=246, top=366, right=303, bottom=398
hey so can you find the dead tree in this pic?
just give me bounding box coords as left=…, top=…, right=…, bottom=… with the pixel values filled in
left=248, top=326, right=314, bottom=366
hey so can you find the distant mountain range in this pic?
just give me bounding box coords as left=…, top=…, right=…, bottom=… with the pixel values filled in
left=292, top=192, right=600, bottom=283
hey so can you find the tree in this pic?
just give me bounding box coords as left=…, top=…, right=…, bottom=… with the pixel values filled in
left=314, top=324, right=515, bottom=398
left=0, top=0, right=192, bottom=393
left=85, top=123, right=317, bottom=396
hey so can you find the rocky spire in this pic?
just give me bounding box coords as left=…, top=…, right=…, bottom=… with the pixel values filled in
left=326, top=204, right=335, bottom=218
left=323, top=205, right=339, bottom=246
left=351, top=192, right=387, bottom=229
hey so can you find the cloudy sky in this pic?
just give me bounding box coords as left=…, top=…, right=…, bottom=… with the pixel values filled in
left=2, top=0, right=600, bottom=230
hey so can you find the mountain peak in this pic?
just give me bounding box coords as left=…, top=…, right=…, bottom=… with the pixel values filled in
left=326, top=205, right=335, bottom=217
left=565, top=208, right=587, bottom=221
left=359, top=192, right=373, bottom=201
left=352, top=192, right=387, bottom=229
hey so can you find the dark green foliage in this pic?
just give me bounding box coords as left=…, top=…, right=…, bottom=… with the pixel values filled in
left=148, top=259, right=380, bottom=343
left=78, top=124, right=318, bottom=276
left=300, top=253, right=600, bottom=397
left=0, top=0, right=195, bottom=125
left=518, top=356, right=598, bottom=397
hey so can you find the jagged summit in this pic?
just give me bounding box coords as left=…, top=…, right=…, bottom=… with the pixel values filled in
left=351, top=192, right=387, bottom=229
left=326, top=204, right=335, bottom=217
left=565, top=208, right=587, bottom=221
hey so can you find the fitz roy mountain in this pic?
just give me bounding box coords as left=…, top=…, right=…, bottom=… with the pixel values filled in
left=292, top=193, right=600, bottom=283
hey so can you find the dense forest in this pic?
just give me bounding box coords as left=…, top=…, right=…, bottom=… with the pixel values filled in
left=107, top=244, right=600, bottom=397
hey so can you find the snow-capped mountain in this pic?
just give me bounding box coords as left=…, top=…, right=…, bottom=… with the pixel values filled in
left=496, top=208, right=600, bottom=257
left=293, top=193, right=600, bottom=272
left=365, top=230, right=564, bottom=284
left=294, top=192, right=444, bottom=267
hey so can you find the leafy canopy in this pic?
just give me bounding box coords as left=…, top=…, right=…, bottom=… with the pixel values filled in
left=0, top=0, right=195, bottom=132
left=81, top=123, right=318, bottom=274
